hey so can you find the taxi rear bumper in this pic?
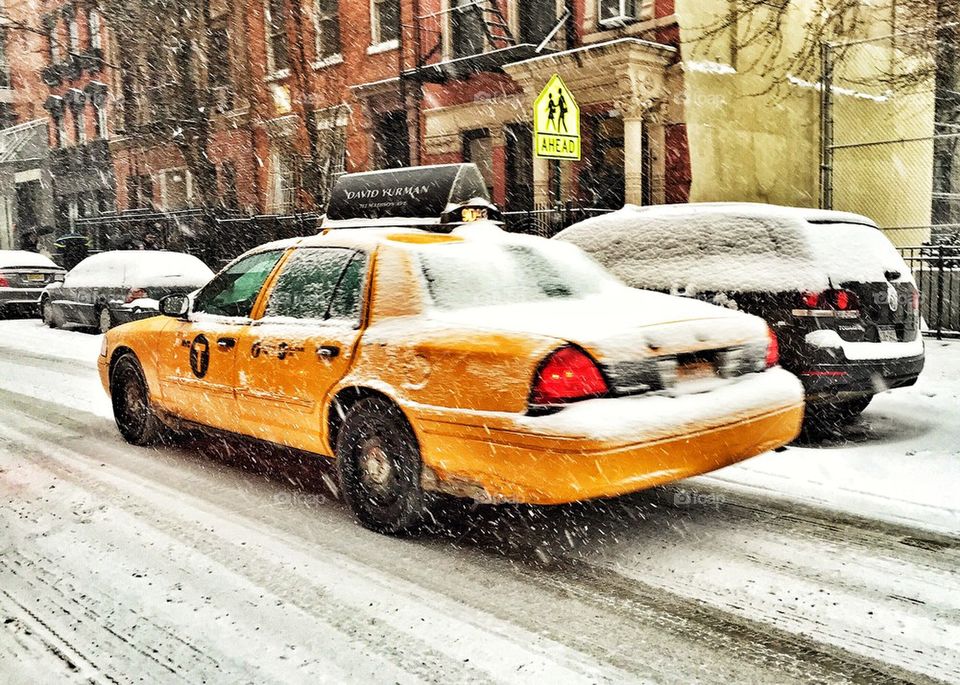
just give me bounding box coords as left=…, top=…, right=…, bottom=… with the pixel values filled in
left=412, top=368, right=804, bottom=505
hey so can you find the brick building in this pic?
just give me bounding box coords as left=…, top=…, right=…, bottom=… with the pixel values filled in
left=1, top=0, right=56, bottom=249
left=108, top=0, right=691, bottom=221
left=39, top=0, right=116, bottom=238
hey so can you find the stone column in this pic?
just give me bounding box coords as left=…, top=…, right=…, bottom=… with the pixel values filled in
left=646, top=103, right=667, bottom=205
left=623, top=113, right=645, bottom=206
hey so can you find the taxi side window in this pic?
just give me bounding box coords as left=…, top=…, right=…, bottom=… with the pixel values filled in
left=192, top=250, right=283, bottom=318
left=264, top=248, right=361, bottom=321
left=327, top=252, right=368, bottom=322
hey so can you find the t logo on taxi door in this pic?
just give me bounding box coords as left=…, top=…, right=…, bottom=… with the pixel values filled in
left=190, top=335, right=210, bottom=378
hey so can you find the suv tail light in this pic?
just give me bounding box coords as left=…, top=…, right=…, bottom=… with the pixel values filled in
left=531, top=346, right=609, bottom=406
left=0, top=274, right=9, bottom=288
left=795, top=289, right=859, bottom=317
left=125, top=287, right=148, bottom=304
left=911, top=287, right=920, bottom=311
left=765, top=327, right=779, bottom=368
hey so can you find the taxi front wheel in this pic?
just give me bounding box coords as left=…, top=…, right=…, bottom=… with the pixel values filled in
left=110, top=354, right=164, bottom=446
left=335, top=397, right=425, bottom=535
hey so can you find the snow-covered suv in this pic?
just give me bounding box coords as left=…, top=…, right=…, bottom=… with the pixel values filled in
left=556, top=203, right=924, bottom=430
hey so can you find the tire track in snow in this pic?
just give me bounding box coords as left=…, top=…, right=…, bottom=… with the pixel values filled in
left=0, top=405, right=634, bottom=683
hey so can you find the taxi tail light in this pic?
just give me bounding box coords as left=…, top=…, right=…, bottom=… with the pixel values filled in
left=125, top=287, right=148, bottom=304
left=765, top=327, right=779, bottom=368
left=531, top=346, right=609, bottom=406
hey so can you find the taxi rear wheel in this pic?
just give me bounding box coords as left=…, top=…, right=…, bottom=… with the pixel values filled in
left=335, top=397, right=425, bottom=535
left=111, top=354, right=164, bottom=446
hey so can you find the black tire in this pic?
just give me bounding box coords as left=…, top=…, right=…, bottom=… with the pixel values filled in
left=41, top=298, right=59, bottom=328
left=110, top=354, right=164, bottom=446
left=803, top=395, right=873, bottom=433
left=335, top=397, right=425, bottom=535
left=97, top=306, right=113, bottom=334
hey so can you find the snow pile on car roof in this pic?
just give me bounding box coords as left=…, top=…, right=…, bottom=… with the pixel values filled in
left=69, top=250, right=214, bottom=288
left=0, top=250, right=59, bottom=269
left=556, top=204, right=912, bottom=294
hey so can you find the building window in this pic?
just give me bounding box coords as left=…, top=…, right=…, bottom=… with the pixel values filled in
left=57, top=115, right=67, bottom=147
left=127, top=174, right=154, bottom=210
left=94, top=103, right=108, bottom=139
left=68, top=10, right=79, bottom=54
left=0, top=28, right=9, bottom=89
left=374, top=110, right=409, bottom=169
left=49, top=23, right=61, bottom=63
left=371, top=0, right=399, bottom=46
left=73, top=107, right=85, bottom=144
left=518, top=0, right=556, bottom=45
left=314, top=0, right=341, bottom=60
left=264, top=0, right=290, bottom=74
left=89, top=9, right=102, bottom=51
left=451, top=0, right=484, bottom=59
left=269, top=146, right=299, bottom=213
left=159, top=169, right=192, bottom=210
left=598, top=0, right=638, bottom=26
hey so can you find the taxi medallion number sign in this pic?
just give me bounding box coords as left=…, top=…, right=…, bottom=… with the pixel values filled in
left=533, top=74, right=581, bottom=161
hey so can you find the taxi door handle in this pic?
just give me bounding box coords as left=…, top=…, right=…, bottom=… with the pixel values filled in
left=316, top=345, right=340, bottom=360
left=217, top=337, right=236, bottom=350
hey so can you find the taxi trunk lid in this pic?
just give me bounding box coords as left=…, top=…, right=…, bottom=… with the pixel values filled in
left=429, top=289, right=771, bottom=395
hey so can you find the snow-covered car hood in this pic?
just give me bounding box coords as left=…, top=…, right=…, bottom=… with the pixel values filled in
left=427, top=288, right=768, bottom=361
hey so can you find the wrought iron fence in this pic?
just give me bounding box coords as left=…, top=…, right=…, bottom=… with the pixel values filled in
left=898, top=244, right=960, bottom=339
left=502, top=203, right=613, bottom=238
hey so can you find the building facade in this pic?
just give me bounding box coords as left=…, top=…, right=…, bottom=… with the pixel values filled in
left=1, top=0, right=57, bottom=250
left=3, top=0, right=944, bottom=250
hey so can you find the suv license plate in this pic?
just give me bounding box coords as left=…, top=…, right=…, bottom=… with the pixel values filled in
left=878, top=327, right=898, bottom=342
left=26, top=274, right=45, bottom=282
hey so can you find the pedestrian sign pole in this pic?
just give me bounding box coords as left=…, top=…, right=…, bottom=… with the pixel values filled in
left=533, top=74, right=581, bottom=160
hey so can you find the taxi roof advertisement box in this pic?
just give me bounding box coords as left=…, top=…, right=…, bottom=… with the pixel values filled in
left=326, top=164, right=489, bottom=223
left=534, top=74, right=581, bottom=161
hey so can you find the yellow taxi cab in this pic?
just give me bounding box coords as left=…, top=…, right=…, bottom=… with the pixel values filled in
left=100, top=164, right=804, bottom=534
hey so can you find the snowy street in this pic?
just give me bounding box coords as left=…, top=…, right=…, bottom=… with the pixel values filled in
left=1, top=319, right=958, bottom=683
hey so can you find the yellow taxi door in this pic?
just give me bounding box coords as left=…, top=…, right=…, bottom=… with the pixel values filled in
left=234, top=248, right=369, bottom=454
left=156, top=249, right=287, bottom=431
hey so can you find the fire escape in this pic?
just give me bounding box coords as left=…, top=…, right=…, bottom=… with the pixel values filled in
left=403, top=0, right=570, bottom=84
left=396, top=0, right=571, bottom=164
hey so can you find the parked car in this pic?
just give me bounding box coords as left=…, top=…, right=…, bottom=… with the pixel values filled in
left=0, top=250, right=66, bottom=318
left=556, top=203, right=924, bottom=429
left=41, top=250, right=214, bottom=333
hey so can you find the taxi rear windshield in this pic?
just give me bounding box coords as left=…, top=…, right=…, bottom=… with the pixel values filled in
left=418, top=240, right=617, bottom=309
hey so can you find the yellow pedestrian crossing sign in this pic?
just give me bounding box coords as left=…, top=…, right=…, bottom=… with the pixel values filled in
left=533, top=74, right=581, bottom=160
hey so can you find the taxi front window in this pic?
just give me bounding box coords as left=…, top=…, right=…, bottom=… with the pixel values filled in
left=418, top=240, right=618, bottom=310
left=193, top=250, right=283, bottom=317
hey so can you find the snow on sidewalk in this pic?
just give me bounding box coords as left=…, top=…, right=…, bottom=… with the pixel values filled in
left=700, top=339, right=960, bottom=535
left=1, top=318, right=957, bottom=535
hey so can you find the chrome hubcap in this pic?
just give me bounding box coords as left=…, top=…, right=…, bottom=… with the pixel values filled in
left=361, top=439, right=393, bottom=489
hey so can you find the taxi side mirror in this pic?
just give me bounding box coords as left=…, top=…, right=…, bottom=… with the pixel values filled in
left=159, top=294, right=190, bottom=319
